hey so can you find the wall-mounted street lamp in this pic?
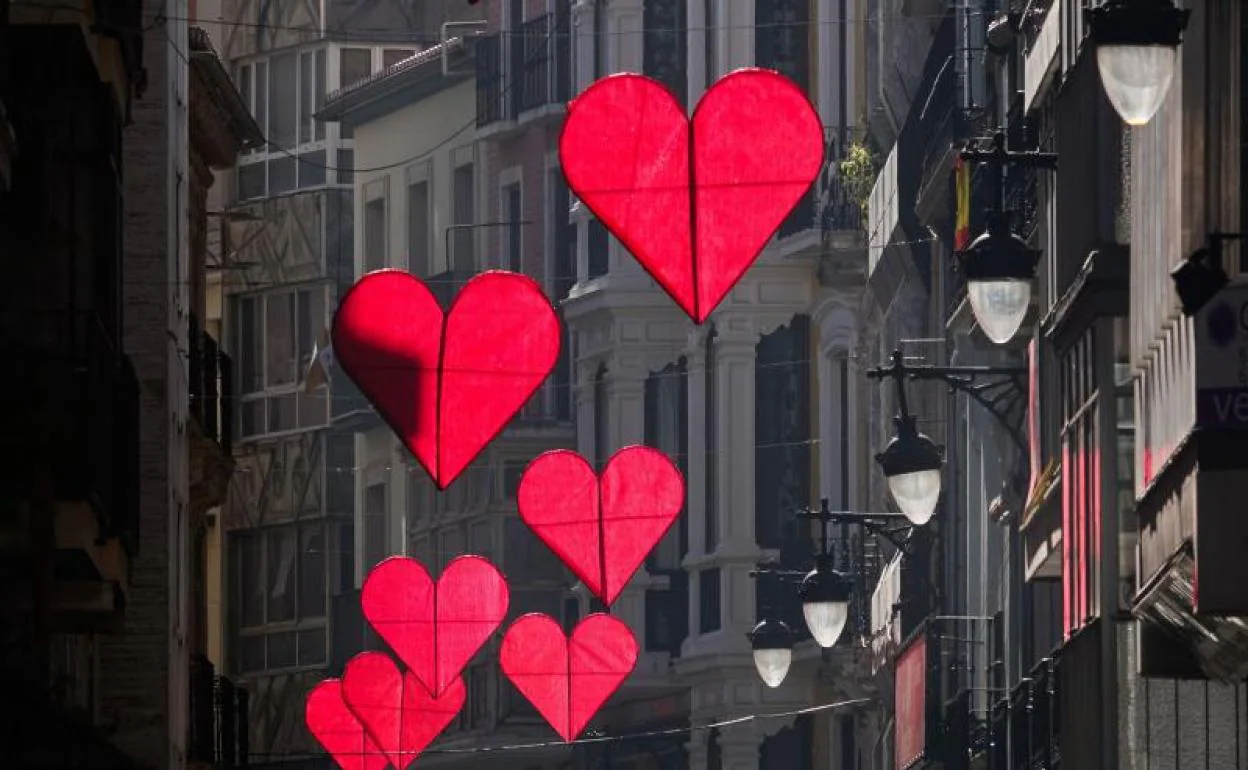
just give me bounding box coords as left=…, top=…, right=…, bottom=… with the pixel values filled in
left=1085, top=0, right=1191, bottom=127
left=868, top=348, right=1028, bottom=523
left=1172, top=232, right=1244, bottom=316
left=747, top=501, right=915, bottom=687
left=958, top=133, right=1055, bottom=345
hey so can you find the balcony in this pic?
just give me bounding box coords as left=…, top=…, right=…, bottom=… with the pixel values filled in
left=189, top=313, right=235, bottom=516
left=3, top=310, right=139, bottom=625
left=778, top=126, right=870, bottom=243
left=475, top=14, right=572, bottom=134
left=189, top=654, right=251, bottom=770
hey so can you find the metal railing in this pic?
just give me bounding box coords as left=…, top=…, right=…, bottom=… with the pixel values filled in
left=189, top=313, right=234, bottom=455
left=778, top=126, right=871, bottom=239
left=519, top=15, right=551, bottom=112
left=189, top=654, right=250, bottom=768
left=477, top=13, right=572, bottom=128
left=475, top=33, right=505, bottom=126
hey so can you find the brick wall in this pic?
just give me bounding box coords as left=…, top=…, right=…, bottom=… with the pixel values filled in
left=97, top=4, right=190, bottom=768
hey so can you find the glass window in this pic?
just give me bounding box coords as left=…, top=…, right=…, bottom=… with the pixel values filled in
left=364, top=483, right=387, bottom=570
left=364, top=197, right=387, bottom=273
left=237, top=296, right=261, bottom=393
left=588, top=218, right=609, bottom=278
left=297, top=287, right=324, bottom=375
left=340, top=47, right=373, bottom=87
left=265, top=292, right=297, bottom=387
left=299, top=525, right=326, bottom=619
left=452, top=164, right=476, bottom=273
left=314, top=49, right=327, bottom=141
left=383, top=48, right=415, bottom=68
left=239, top=63, right=253, bottom=122
left=502, top=183, right=522, bottom=272
left=407, top=180, right=430, bottom=277
left=267, top=527, right=297, bottom=622
left=238, top=533, right=264, bottom=627
left=269, top=52, right=297, bottom=147
left=299, top=51, right=314, bottom=144
left=336, top=149, right=354, bottom=185
left=254, top=60, right=268, bottom=145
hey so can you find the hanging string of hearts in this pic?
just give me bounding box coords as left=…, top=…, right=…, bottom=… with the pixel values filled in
left=314, top=67, right=822, bottom=770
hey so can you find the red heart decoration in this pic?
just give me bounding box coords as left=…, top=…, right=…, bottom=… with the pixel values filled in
left=341, top=651, right=465, bottom=767
left=305, top=679, right=389, bottom=770
left=518, top=446, right=683, bottom=606
left=560, top=69, right=825, bottom=323
left=361, top=555, right=508, bottom=698
left=500, top=613, right=638, bottom=742
left=332, top=269, right=560, bottom=489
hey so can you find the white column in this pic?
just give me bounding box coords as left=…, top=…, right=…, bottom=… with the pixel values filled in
left=610, top=0, right=645, bottom=73
left=572, top=0, right=595, bottom=92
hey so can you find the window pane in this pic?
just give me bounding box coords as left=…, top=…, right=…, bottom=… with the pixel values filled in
left=333, top=521, right=355, bottom=594
left=265, top=293, right=297, bottom=386
left=298, top=628, right=327, bottom=666
left=237, top=533, right=264, bottom=627
left=270, top=53, right=298, bottom=147
left=503, top=184, right=521, bottom=271
left=254, top=61, right=268, bottom=145
left=340, top=47, right=373, bottom=88
left=298, top=149, right=327, bottom=188
left=239, top=63, right=253, bottom=129
left=297, top=288, right=324, bottom=374
left=299, top=51, right=314, bottom=144
left=452, top=164, right=476, bottom=272
left=267, top=630, right=297, bottom=668
left=588, top=219, right=609, bottom=278
left=267, top=529, right=297, bottom=622
left=237, top=296, right=261, bottom=392
left=299, top=525, right=326, bottom=619
left=336, top=148, right=354, bottom=185
left=268, top=393, right=297, bottom=432
left=364, top=484, right=387, bottom=569
left=383, top=48, right=415, bottom=68
left=241, top=635, right=265, bottom=672
left=269, top=155, right=296, bottom=194
left=238, top=162, right=265, bottom=201
left=364, top=198, right=387, bottom=273
left=314, top=49, right=327, bottom=141
left=407, top=180, right=430, bottom=276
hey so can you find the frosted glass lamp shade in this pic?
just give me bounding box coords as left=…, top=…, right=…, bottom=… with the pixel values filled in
left=887, top=468, right=943, bottom=526
left=967, top=279, right=1031, bottom=344
left=753, top=647, right=793, bottom=689
left=1096, top=44, right=1177, bottom=126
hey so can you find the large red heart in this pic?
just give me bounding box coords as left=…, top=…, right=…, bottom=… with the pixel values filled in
left=360, top=555, right=508, bottom=698
left=305, top=679, right=389, bottom=770
left=332, top=269, right=560, bottom=489
left=560, top=69, right=825, bottom=323
left=499, top=613, right=638, bottom=742
left=518, top=446, right=683, bottom=607
left=341, top=651, right=465, bottom=767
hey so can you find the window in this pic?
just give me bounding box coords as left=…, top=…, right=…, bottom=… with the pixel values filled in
left=1061, top=328, right=1101, bottom=638
left=340, top=47, right=373, bottom=89
left=452, top=164, right=476, bottom=272
left=705, top=0, right=717, bottom=87
left=593, top=0, right=607, bottom=79
left=754, top=317, right=811, bottom=550
left=755, top=0, right=810, bottom=96
left=644, top=359, right=689, bottom=571
left=235, top=49, right=330, bottom=199
left=643, top=0, right=687, bottom=105
left=364, top=180, right=389, bottom=273
left=699, top=568, right=721, bottom=633
left=587, top=218, right=609, bottom=279
left=407, top=177, right=430, bottom=277
left=230, top=526, right=328, bottom=673
left=364, top=483, right=388, bottom=571
left=502, top=183, right=522, bottom=271
left=383, top=48, right=416, bottom=69
left=593, top=366, right=609, bottom=470
left=233, top=287, right=329, bottom=438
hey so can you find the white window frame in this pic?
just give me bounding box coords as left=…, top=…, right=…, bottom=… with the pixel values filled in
left=232, top=282, right=331, bottom=441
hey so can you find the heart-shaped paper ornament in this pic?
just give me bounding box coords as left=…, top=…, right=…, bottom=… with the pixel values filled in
left=500, top=613, right=638, bottom=742
left=341, top=651, right=465, bottom=767
left=360, top=555, right=508, bottom=697
left=560, top=69, right=825, bottom=323
left=518, top=446, right=683, bottom=606
left=332, top=269, right=560, bottom=489
left=305, top=679, right=389, bottom=770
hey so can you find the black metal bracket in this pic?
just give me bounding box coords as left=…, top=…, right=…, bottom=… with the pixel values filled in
left=960, top=130, right=1057, bottom=224
left=868, top=348, right=1028, bottom=458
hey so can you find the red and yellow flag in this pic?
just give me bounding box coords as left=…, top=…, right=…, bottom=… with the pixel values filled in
left=954, top=156, right=971, bottom=251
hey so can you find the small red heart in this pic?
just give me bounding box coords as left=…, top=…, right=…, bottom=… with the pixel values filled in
left=500, top=613, right=638, bottom=742
left=518, top=446, right=683, bottom=606
left=560, top=70, right=824, bottom=323
left=360, top=555, right=508, bottom=698
left=305, top=679, right=389, bottom=770
left=332, top=270, right=560, bottom=489
left=341, top=651, right=465, bottom=767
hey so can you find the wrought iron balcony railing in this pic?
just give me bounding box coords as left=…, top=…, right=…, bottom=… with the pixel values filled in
left=778, top=125, right=872, bottom=239
left=189, top=313, right=234, bottom=455
left=189, top=654, right=250, bottom=768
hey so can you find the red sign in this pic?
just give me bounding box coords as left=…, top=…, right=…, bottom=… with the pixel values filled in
left=895, top=635, right=926, bottom=770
